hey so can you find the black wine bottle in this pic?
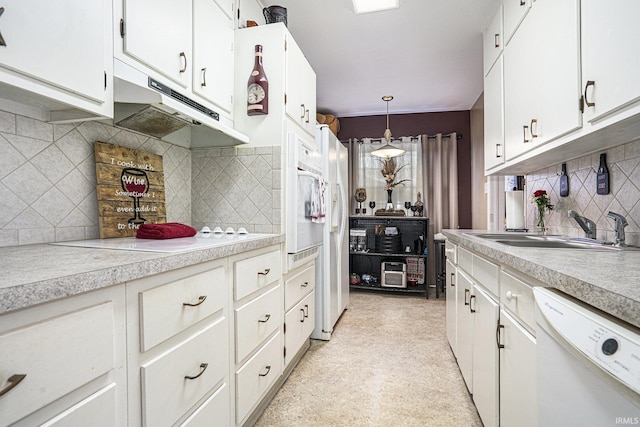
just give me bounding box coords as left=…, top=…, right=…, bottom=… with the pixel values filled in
left=596, top=153, right=609, bottom=195
left=247, top=45, right=268, bottom=116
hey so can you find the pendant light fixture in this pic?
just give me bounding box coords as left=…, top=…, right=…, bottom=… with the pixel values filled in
left=371, top=95, right=405, bottom=158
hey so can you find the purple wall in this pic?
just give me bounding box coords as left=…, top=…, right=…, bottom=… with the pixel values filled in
left=337, top=111, right=472, bottom=229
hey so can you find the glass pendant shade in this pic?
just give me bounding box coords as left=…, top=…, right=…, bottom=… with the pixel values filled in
left=371, top=95, right=405, bottom=158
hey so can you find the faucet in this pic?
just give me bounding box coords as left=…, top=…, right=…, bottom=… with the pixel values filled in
left=607, top=212, right=628, bottom=247
left=568, top=210, right=597, bottom=240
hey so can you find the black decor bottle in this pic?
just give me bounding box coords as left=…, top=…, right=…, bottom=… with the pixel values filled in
left=247, top=45, right=268, bottom=116
left=596, top=153, right=610, bottom=195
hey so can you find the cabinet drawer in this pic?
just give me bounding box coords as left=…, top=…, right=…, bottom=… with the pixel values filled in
left=41, top=384, right=117, bottom=427
left=500, top=270, right=535, bottom=332
left=141, top=317, right=228, bottom=427
left=180, top=383, right=230, bottom=427
left=284, top=264, right=315, bottom=311
left=235, top=285, right=283, bottom=363
left=0, top=302, right=115, bottom=426
left=458, top=246, right=472, bottom=273
left=139, top=266, right=226, bottom=352
left=284, top=290, right=315, bottom=366
left=234, top=249, right=282, bottom=300
left=235, top=332, right=283, bottom=423
left=472, top=254, right=499, bottom=297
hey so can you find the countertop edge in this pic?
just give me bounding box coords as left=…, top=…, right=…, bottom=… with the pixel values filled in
left=0, top=235, right=284, bottom=315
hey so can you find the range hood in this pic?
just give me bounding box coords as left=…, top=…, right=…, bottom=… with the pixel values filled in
left=113, top=59, right=249, bottom=148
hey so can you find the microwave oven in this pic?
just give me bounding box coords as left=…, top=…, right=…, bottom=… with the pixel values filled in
left=381, top=261, right=407, bottom=288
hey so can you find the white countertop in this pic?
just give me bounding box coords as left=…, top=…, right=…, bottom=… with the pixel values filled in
left=442, top=230, right=640, bottom=329
left=0, top=233, right=284, bottom=315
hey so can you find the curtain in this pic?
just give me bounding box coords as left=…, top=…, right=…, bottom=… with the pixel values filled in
left=421, top=133, right=459, bottom=286
left=348, top=137, right=421, bottom=214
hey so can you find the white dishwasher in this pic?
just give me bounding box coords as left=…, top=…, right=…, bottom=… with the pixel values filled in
left=534, top=287, right=640, bottom=426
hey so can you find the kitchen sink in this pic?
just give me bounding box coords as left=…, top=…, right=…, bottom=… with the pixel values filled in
left=465, top=232, right=640, bottom=251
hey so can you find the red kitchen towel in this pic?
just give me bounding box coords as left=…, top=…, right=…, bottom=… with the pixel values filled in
left=136, top=222, right=198, bottom=240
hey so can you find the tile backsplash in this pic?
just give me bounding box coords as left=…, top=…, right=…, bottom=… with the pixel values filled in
left=191, top=146, right=281, bottom=234
left=525, top=138, right=640, bottom=246
left=0, top=110, right=191, bottom=247
left=0, top=107, right=282, bottom=248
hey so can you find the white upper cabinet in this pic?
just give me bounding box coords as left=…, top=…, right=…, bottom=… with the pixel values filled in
left=581, top=0, right=640, bottom=124
left=503, top=0, right=581, bottom=160
left=193, top=0, right=234, bottom=113
left=285, top=36, right=317, bottom=137
left=484, top=56, right=504, bottom=170
left=483, top=5, right=503, bottom=77
left=213, top=0, right=234, bottom=20
left=122, top=0, right=192, bottom=89
left=0, top=0, right=112, bottom=120
left=503, top=0, right=530, bottom=45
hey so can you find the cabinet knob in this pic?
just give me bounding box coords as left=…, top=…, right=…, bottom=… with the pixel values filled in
left=506, top=290, right=518, bottom=301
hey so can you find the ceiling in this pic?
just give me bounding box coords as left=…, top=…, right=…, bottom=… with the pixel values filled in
left=270, top=0, right=501, bottom=117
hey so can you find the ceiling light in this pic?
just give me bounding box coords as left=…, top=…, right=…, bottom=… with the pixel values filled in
left=371, top=95, right=405, bottom=158
left=351, top=0, right=400, bottom=15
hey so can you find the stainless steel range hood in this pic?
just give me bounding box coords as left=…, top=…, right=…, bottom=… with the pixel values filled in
left=113, top=59, right=249, bottom=148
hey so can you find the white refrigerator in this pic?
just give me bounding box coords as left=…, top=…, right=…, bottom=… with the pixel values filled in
left=312, top=124, right=349, bottom=340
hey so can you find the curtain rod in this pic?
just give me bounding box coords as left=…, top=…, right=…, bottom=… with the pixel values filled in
left=348, top=133, right=462, bottom=143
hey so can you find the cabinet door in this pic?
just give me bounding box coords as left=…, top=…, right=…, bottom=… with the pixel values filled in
left=504, top=0, right=581, bottom=160
left=193, top=0, right=234, bottom=114
left=582, top=0, right=640, bottom=123
left=445, top=259, right=458, bottom=355
left=285, top=36, right=316, bottom=137
left=212, top=0, right=234, bottom=19
left=0, top=0, right=107, bottom=103
left=455, top=270, right=473, bottom=393
left=483, top=5, right=503, bottom=77
left=503, top=0, right=530, bottom=45
left=484, top=56, right=504, bottom=170
left=123, top=0, right=191, bottom=88
left=499, top=310, right=537, bottom=427
left=471, top=285, right=499, bottom=427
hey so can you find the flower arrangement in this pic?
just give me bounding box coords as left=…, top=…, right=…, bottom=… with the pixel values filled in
left=531, top=189, right=554, bottom=232
left=380, top=157, right=410, bottom=190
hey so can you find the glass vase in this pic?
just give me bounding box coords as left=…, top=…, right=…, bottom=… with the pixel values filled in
left=536, top=209, right=546, bottom=235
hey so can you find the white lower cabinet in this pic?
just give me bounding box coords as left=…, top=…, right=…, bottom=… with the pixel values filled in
left=231, top=245, right=284, bottom=426
left=179, top=383, right=230, bottom=427
left=448, top=243, right=536, bottom=427
left=126, top=259, right=230, bottom=426
left=0, top=286, right=126, bottom=427
left=499, top=309, right=537, bottom=427
left=284, top=262, right=316, bottom=367
left=471, top=284, right=499, bottom=427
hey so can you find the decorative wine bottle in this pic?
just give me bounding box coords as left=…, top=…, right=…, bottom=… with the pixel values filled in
left=247, top=45, right=268, bottom=116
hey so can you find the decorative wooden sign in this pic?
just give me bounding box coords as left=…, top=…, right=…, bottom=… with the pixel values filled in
left=94, top=141, right=166, bottom=238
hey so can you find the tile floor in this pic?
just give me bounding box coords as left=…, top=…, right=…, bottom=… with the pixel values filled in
left=255, top=291, right=481, bottom=426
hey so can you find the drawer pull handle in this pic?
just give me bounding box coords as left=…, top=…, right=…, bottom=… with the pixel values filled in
left=303, top=304, right=309, bottom=318
left=201, top=67, right=207, bottom=87
left=258, top=268, right=271, bottom=276
left=300, top=308, right=306, bottom=322
left=300, top=104, right=306, bottom=119
left=450, top=272, right=455, bottom=287
left=301, top=281, right=309, bottom=287
left=506, top=291, right=518, bottom=301
left=530, top=119, right=539, bottom=138
left=183, top=295, right=207, bottom=307
left=494, top=33, right=500, bottom=48
left=179, top=51, right=187, bottom=73
left=259, top=365, right=271, bottom=377
left=496, top=321, right=505, bottom=349
left=469, top=294, right=477, bottom=313
left=258, top=314, right=271, bottom=323
left=0, top=374, right=26, bottom=397
left=184, top=363, right=208, bottom=380
left=523, top=125, right=529, bottom=143
left=584, top=80, right=596, bottom=107
left=464, top=288, right=470, bottom=305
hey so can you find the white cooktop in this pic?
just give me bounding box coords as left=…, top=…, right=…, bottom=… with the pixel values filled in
left=53, top=232, right=275, bottom=253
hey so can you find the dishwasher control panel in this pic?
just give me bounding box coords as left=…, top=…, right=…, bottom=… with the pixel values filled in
left=534, top=288, right=640, bottom=394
